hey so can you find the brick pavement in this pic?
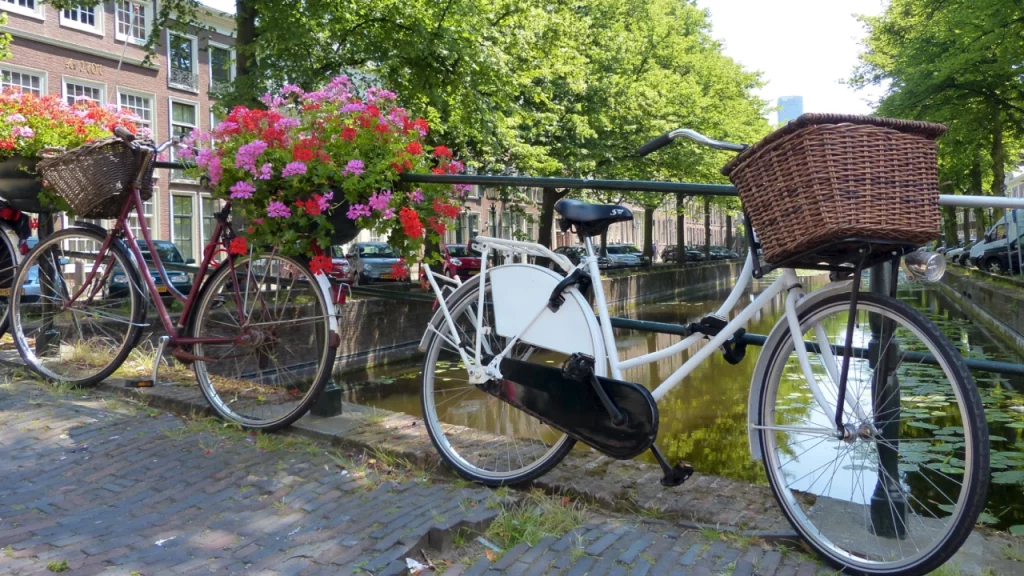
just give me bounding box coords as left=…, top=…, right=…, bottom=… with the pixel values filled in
left=0, top=379, right=1018, bottom=575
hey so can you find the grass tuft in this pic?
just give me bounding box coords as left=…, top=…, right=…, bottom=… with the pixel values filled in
left=485, top=490, right=587, bottom=549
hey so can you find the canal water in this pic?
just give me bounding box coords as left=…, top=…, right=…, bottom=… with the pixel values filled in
left=343, top=271, right=1024, bottom=530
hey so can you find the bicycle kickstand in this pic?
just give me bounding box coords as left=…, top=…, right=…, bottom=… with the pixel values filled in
left=649, top=445, right=694, bottom=487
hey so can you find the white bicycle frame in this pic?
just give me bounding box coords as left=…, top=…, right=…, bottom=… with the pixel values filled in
left=422, top=234, right=865, bottom=425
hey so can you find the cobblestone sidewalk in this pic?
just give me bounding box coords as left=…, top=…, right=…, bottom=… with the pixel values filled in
left=0, top=379, right=1019, bottom=575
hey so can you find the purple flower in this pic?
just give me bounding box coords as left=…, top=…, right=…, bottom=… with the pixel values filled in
left=381, top=208, right=395, bottom=220
left=260, top=92, right=286, bottom=108
left=366, top=87, right=397, bottom=104
left=5, top=113, right=25, bottom=123
left=407, top=189, right=424, bottom=203
left=178, top=146, right=196, bottom=160
left=317, top=191, right=333, bottom=212
left=255, top=163, right=273, bottom=180
left=453, top=184, right=471, bottom=197
left=368, top=190, right=392, bottom=212
left=388, top=107, right=407, bottom=125
left=340, top=102, right=366, bottom=114
left=235, top=140, right=268, bottom=171
left=195, top=148, right=215, bottom=169
left=230, top=181, right=256, bottom=199
left=280, top=84, right=304, bottom=97
left=11, top=125, right=33, bottom=139
left=282, top=161, right=307, bottom=177
left=274, top=117, right=301, bottom=130
left=346, top=203, right=371, bottom=220
left=215, top=121, right=239, bottom=135
left=208, top=156, right=223, bottom=185
left=342, top=159, right=364, bottom=176
left=267, top=201, right=291, bottom=218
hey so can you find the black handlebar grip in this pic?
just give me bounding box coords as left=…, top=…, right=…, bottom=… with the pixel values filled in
left=637, top=131, right=673, bottom=157
left=113, top=126, right=136, bottom=143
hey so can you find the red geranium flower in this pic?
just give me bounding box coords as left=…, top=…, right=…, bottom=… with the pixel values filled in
left=405, top=141, right=423, bottom=156
left=229, top=237, right=248, bottom=255
left=433, top=145, right=452, bottom=159
left=413, top=118, right=429, bottom=134
left=390, top=261, right=409, bottom=280
left=399, top=207, right=424, bottom=238
left=341, top=126, right=358, bottom=141
left=293, top=148, right=314, bottom=162
left=304, top=197, right=322, bottom=216
left=309, top=254, right=333, bottom=276
left=365, top=105, right=380, bottom=118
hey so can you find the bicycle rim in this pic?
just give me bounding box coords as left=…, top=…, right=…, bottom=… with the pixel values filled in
left=422, top=279, right=585, bottom=484
left=191, top=251, right=335, bottom=430
left=759, top=294, right=986, bottom=574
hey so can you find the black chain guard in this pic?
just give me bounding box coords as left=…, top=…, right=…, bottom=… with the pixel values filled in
left=479, top=357, right=658, bottom=460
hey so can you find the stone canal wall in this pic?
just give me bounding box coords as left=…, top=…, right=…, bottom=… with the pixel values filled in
left=938, top=267, right=1024, bottom=351
left=336, top=261, right=742, bottom=373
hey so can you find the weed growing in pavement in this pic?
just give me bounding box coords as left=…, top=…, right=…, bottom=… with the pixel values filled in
left=930, top=563, right=962, bottom=576
left=46, top=559, right=69, bottom=572
left=1, top=545, right=10, bottom=556
left=1003, top=543, right=1024, bottom=562
left=484, top=489, right=587, bottom=549
left=115, top=340, right=193, bottom=383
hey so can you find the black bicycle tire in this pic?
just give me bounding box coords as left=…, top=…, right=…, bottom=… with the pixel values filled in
left=756, top=291, right=989, bottom=576
left=11, top=227, right=147, bottom=387
left=420, top=277, right=577, bottom=486
left=188, top=253, right=336, bottom=432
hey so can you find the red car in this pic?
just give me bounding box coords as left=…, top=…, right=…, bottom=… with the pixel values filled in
left=329, top=246, right=354, bottom=283
left=441, top=243, right=482, bottom=280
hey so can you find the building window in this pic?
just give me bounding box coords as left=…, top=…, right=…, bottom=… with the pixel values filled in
left=63, top=78, right=104, bottom=105
left=60, top=6, right=102, bottom=34
left=127, top=193, right=155, bottom=240
left=115, top=1, right=148, bottom=43
left=118, top=90, right=154, bottom=136
left=169, top=100, right=198, bottom=181
left=200, top=196, right=221, bottom=244
left=0, top=66, right=44, bottom=96
left=171, top=194, right=194, bottom=260
left=208, top=44, right=235, bottom=91
left=1, top=0, right=43, bottom=19
left=168, top=33, right=199, bottom=92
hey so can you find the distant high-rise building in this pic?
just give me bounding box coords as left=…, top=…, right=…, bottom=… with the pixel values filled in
left=778, top=96, right=804, bottom=124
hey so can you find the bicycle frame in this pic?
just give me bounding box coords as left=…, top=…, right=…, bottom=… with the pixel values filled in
left=424, top=234, right=865, bottom=427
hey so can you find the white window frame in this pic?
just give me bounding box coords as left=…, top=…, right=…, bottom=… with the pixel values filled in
left=199, top=193, right=223, bottom=248
left=114, top=0, right=152, bottom=44
left=61, top=76, right=106, bottom=106
left=127, top=189, right=157, bottom=241
left=169, top=192, right=196, bottom=262
left=1, top=0, right=45, bottom=21
left=207, top=41, right=235, bottom=89
left=168, top=97, right=200, bottom=183
left=116, top=87, right=156, bottom=135
left=59, top=4, right=103, bottom=36
left=0, top=63, right=46, bottom=96
left=166, top=31, right=199, bottom=93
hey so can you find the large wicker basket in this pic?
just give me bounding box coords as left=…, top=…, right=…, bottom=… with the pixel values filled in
left=721, top=113, right=946, bottom=265
left=37, top=136, right=154, bottom=219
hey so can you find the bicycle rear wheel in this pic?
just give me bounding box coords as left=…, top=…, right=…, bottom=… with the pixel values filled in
left=0, top=229, right=19, bottom=340
left=756, top=291, right=988, bottom=576
left=189, top=251, right=336, bottom=431
left=10, top=228, right=145, bottom=386
left=422, top=277, right=597, bottom=486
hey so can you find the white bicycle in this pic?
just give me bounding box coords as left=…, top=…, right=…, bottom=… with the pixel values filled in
left=417, top=129, right=989, bottom=575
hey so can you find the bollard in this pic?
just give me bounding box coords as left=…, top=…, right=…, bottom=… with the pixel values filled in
left=868, top=260, right=907, bottom=539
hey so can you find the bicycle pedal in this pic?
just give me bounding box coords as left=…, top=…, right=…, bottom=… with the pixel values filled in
left=124, top=379, right=154, bottom=388
left=660, top=461, right=694, bottom=487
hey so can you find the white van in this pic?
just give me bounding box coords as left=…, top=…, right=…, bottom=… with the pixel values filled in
left=969, top=209, right=1024, bottom=273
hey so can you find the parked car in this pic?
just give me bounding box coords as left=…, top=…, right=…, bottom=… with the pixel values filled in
left=552, top=246, right=611, bottom=270
left=969, top=210, right=1024, bottom=273
left=945, top=241, right=974, bottom=267
left=662, top=245, right=706, bottom=263
left=328, top=246, right=354, bottom=284
left=20, top=264, right=39, bottom=303
left=107, top=240, right=192, bottom=306
left=602, top=245, right=644, bottom=268
left=347, top=242, right=411, bottom=284
left=610, top=244, right=651, bottom=266
left=441, top=243, right=483, bottom=279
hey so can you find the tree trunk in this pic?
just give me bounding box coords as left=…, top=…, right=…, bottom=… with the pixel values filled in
left=942, top=206, right=958, bottom=246
left=537, top=187, right=569, bottom=267
left=675, top=192, right=686, bottom=263
left=643, top=208, right=654, bottom=259
left=599, top=230, right=608, bottom=257
left=725, top=214, right=733, bottom=251
left=991, top=106, right=1006, bottom=223
left=703, top=196, right=711, bottom=259
left=235, top=0, right=258, bottom=105
left=962, top=207, right=971, bottom=242
left=971, top=156, right=987, bottom=239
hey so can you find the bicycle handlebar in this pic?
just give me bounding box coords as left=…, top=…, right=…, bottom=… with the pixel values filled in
left=637, top=128, right=748, bottom=157
left=112, top=127, right=179, bottom=154
left=113, top=126, right=136, bottom=143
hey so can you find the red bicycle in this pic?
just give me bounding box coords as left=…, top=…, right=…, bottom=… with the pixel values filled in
left=9, top=127, right=339, bottom=431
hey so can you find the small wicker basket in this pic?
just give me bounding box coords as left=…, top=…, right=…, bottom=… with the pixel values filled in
left=37, top=136, right=154, bottom=219
left=721, top=113, right=946, bottom=265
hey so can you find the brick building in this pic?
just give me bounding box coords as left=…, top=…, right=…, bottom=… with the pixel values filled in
left=1, top=0, right=235, bottom=261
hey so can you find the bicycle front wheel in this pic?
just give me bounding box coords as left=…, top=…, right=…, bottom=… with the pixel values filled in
left=756, top=291, right=988, bottom=576
left=189, top=252, right=336, bottom=431
left=10, top=228, right=145, bottom=386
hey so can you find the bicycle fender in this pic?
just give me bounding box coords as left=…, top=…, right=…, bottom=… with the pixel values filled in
left=313, top=272, right=339, bottom=337
left=417, top=264, right=606, bottom=364
left=747, top=279, right=852, bottom=461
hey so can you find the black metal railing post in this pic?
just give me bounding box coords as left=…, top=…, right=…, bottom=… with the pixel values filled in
left=868, top=260, right=907, bottom=538
left=35, top=212, right=58, bottom=357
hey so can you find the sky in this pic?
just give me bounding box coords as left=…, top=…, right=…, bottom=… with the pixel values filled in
left=200, top=0, right=889, bottom=121
left=696, top=0, right=889, bottom=122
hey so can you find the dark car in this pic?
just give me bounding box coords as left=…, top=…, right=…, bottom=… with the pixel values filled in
left=347, top=242, right=410, bottom=284
left=107, top=240, right=192, bottom=306
left=441, top=243, right=483, bottom=280
left=663, top=244, right=705, bottom=263
left=329, top=246, right=354, bottom=284
left=552, top=246, right=611, bottom=270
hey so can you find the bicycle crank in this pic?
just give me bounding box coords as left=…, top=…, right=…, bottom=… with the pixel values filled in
left=478, top=357, right=658, bottom=459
